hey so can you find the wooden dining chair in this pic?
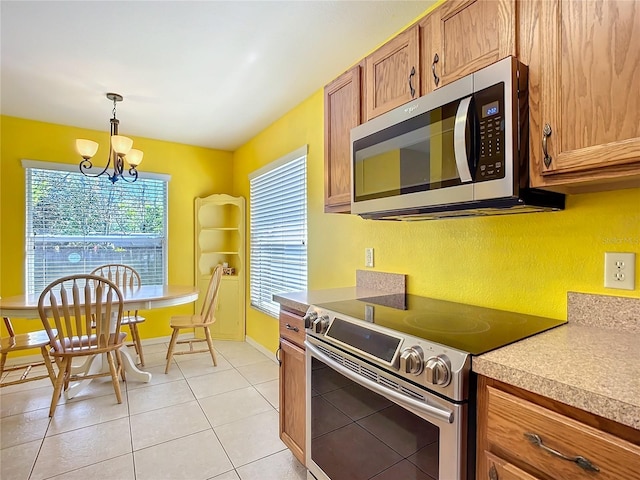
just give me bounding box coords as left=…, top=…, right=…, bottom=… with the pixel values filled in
left=1, top=316, right=57, bottom=388
left=165, top=264, right=223, bottom=373
left=38, top=274, right=126, bottom=417
left=90, top=264, right=146, bottom=366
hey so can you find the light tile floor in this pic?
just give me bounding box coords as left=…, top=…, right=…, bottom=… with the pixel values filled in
left=0, top=340, right=307, bottom=480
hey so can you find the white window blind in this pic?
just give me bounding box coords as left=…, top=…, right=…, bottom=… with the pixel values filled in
left=250, top=147, right=307, bottom=318
left=24, top=162, right=168, bottom=295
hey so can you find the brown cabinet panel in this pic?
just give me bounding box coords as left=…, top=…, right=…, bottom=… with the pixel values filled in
left=324, top=65, right=362, bottom=213
left=279, top=309, right=306, bottom=347
left=418, top=11, right=438, bottom=95
left=279, top=337, right=306, bottom=466
left=533, top=0, right=640, bottom=192
left=432, top=0, right=516, bottom=87
left=485, top=386, right=640, bottom=480
left=365, top=25, right=420, bottom=120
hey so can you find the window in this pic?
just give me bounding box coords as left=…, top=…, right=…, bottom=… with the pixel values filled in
left=249, top=146, right=307, bottom=318
left=23, top=160, right=169, bottom=295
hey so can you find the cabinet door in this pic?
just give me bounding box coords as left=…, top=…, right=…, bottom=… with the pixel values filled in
left=430, top=0, right=515, bottom=88
left=534, top=0, right=640, bottom=191
left=324, top=65, right=361, bottom=213
left=279, top=337, right=306, bottom=466
left=209, top=276, right=243, bottom=341
left=419, top=11, right=439, bottom=95
left=365, top=25, right=420, bottom=121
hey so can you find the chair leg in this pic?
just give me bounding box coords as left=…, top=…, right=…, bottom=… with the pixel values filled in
left=0, top=352, right=7, bottom=381
left=165, top=328, right=180, bottom=374
left=106, top=351, right=122, bottom=404
left=204, top=326, right=217, bottom=366
left=40, top=346, right=57, bottom=386
left=50, top=358, right=69, bottom=417
left=130, top=323, right=145, bottom=367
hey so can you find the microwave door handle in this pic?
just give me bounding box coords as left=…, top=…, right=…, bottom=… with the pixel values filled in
left=454, top=96, right=473, bottom=183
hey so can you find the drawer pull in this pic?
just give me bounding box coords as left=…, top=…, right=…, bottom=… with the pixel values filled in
left=285, top=323, right=299, bottom=332
left=524, top=432, right=600, bottom=473
left=488, top=464, right=498, bottom=480
left=275, top=346, right=282, bottom=366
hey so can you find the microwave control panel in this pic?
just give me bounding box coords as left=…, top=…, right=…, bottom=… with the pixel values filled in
left=475, top=83, right=505, bottom=182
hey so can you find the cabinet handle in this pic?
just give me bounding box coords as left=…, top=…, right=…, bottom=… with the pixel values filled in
left=488, top=464, right=498, bottom=480
left=432, top=53, right=440, bottom=87
left=275, top=346, right=282, bottom=366
left=542, top=123, right=553, bottom=168
left=285, top=323, right=299, bottom=332
left=408, top=66, right=416, bottom=98
left=524, top=433, right=600, bottom=473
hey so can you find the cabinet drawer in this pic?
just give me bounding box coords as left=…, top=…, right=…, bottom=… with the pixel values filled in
left=484, top=451, right=538, bottom=480
left=486, top=387, right=640, bottom=480
left=279, top=310, right=306, bottom=346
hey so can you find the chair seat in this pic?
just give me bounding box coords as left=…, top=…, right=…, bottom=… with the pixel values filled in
left=51, top=332, right=127, bottom=356
left=169, top=314, right=213, bottom=329
left=121, top=315, right=145, bottom=326
left=1, top=329, right=54, bottom=352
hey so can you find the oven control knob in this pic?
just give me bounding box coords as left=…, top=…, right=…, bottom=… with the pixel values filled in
left=303, top=311, right=318, bottom=329
left=312, top=315, right=330, bottom=334
left=425, top=355, right=451, bottom=386
left=400, top=346, right=424, bottom=375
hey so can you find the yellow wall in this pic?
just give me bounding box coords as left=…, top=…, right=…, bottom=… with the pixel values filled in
left=233, top=91, right=640, bottom=354
left=0, top=115, right=233, bottom=339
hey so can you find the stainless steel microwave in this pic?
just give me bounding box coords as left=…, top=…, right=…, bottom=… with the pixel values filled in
left=350, top=56, right=564, bottom=220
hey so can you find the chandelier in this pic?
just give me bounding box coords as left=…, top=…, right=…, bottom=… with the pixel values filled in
left=76, top=93, right=143, bottom=184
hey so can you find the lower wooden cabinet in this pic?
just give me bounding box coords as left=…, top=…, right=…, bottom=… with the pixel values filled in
left=477, top=376, right=640, bottom=480
left=278, top=309, right=306, bottom=466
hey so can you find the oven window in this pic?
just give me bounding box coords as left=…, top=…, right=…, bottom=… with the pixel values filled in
left=311, top=357, right=440, bottom=480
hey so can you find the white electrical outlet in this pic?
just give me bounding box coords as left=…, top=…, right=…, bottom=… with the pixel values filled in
left=604, top=252, right=636, bottom=290
left=365, top=248, right=374, bottom=268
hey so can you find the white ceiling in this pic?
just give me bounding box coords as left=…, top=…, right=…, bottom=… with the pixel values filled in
left=1, top=1, right=433, bottom=151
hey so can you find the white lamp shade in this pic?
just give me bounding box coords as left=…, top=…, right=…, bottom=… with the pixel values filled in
left=111, top=135, right=133, bottom=155
left=125, top=148, right=144, bottom=167
left=76, top=139, right=99, bottom=159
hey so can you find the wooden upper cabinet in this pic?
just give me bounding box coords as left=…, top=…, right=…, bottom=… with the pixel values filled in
left=364, top=25, right=420, bottom=121
left=324, top=65, right=362, bottom=213
left=425, top=0, right=516, bottom=91
left=532, top=0, right=640, bottom=192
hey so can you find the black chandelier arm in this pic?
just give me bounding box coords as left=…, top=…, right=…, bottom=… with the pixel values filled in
left=118, top=167, right=139, bottom=183
left=79, top=157, right=112, bottom=179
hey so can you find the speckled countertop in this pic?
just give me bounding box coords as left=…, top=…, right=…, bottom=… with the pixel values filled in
left=474, top=292, right=640, bottom=430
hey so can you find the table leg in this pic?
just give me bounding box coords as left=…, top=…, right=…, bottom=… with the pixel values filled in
left=119, top=347, right=152, bottom=383
left=64, top=347, right=152, bottom=399
left=65, top=354, right=103, bottom=399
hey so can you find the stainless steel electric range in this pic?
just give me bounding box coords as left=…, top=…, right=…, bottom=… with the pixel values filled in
left=304, top=294, right=566, bottom=480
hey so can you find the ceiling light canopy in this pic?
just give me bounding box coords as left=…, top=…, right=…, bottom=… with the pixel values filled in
left=77, top=93, right=143, bottom=183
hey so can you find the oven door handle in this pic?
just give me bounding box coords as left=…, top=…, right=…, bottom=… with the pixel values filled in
left=306, top=340, right=454, bottom=424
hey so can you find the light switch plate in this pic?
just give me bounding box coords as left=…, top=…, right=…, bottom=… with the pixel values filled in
left=604, top=252, right=636, bottom=290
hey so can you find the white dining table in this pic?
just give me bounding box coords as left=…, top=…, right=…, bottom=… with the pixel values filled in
left=0, top=285, right=199, bottom=398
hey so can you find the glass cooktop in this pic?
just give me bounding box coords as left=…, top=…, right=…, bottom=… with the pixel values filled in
left=315, top=294, right=567, bottom=356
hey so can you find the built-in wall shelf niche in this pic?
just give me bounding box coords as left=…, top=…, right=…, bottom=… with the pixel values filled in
left=195, top=194, right=245, bottom=341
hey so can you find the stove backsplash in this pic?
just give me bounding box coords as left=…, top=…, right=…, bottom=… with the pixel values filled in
left=355, top=270, right=406, bottom=294
left=568, top=292, right=640, bottom=333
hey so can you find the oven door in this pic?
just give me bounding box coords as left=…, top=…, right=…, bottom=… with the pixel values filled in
left=305, top=336, right=467, bottom=480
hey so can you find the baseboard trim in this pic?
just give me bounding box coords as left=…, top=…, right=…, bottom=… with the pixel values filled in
left=245, top=335, right=278, bottom=364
